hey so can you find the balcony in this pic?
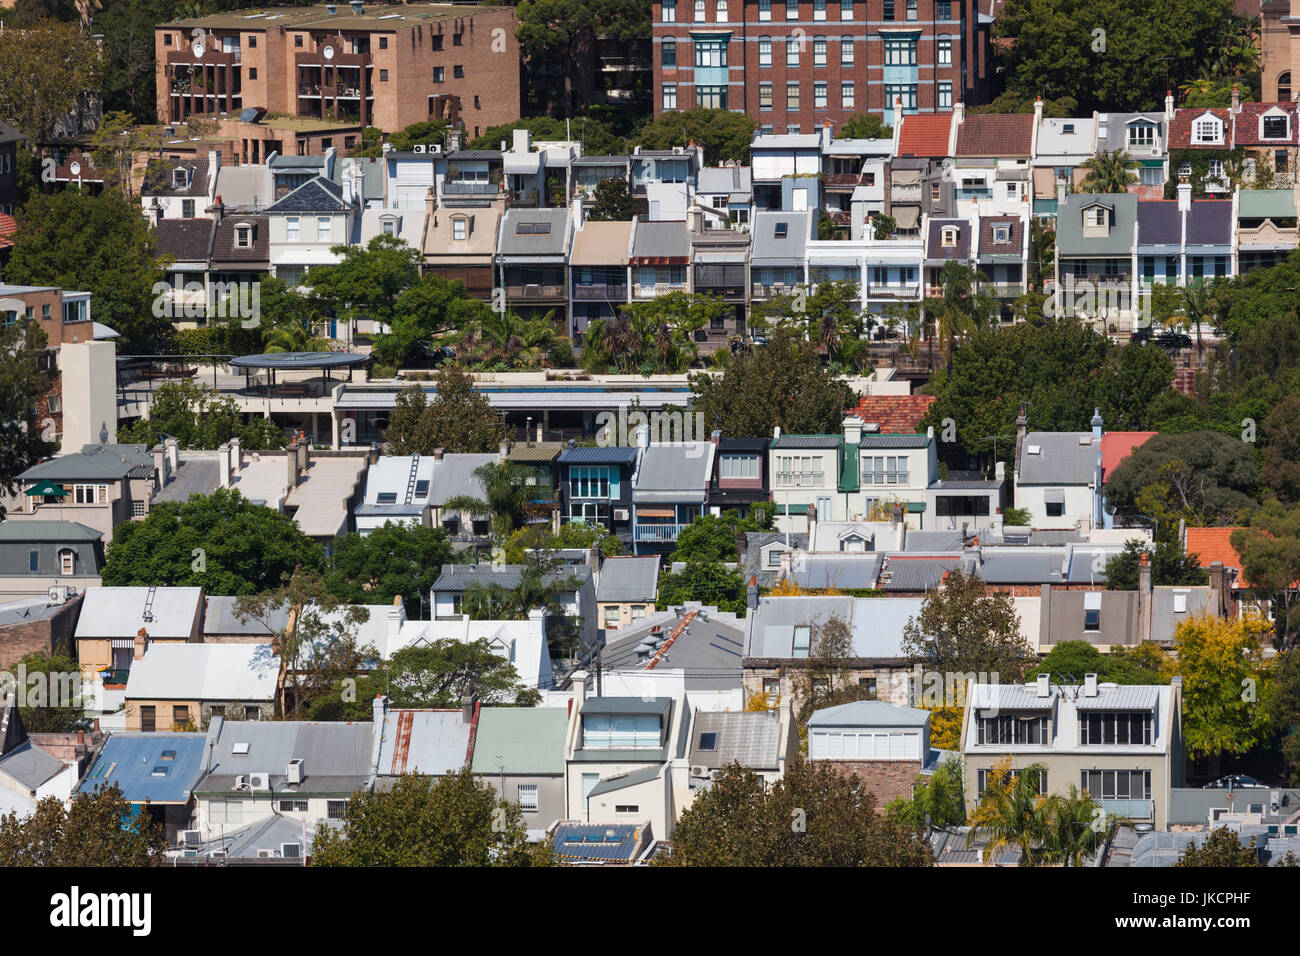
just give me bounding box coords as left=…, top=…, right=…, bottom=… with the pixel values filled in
left=695, top=282, right=747, bottom=298
left=980, top=282, right=1024, bottom=298
left=633, top=282, right=687, bottom=298
left=505, top=284, right=566, bottom=301
left=1099, top=798, right=1153, bottom=820
left=444, top=180, right=501, bottom=196
left=823, top=172, right=860, bottom=190
left=775, top=471, right=825, bottom=487
left=752, top=282, right=798, bottom=298
left=634, top=523, right=686, bottom=543
left=572, top=283, right=628, bottom=300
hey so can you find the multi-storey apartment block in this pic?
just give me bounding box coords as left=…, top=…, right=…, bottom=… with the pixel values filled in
left=651, top=0, right=990, bottom=134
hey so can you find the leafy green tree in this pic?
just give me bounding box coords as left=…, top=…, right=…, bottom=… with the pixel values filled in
left=754, top=280, right=872, bottom=372
left=1078, top=150, right=1139, bottom=194
left=515, top=0, right=649, bottom=116
left=443, top=460, right=538, bottom=536
left=0, top=18, right=102, bottom=144
left=382, top=119, right=450, bottom=153
left=91, top=112, right=162, bottom=199
left=1233, top=502, right=1300, bottom=648
left=670, top=512, right=767, bottom=564
left=117, top=379, right=286, bottom=451
left=633, top=108, right=758, bottom=165
left=1176, top=826, right=1262, bottom=867
left=658, top=560, right=747, bottom=615
left=0, top=784, right=165, bottom=866
left=13, top=651, right=83, bottom=732
left=245, top=274, right=328, bottom=353
left=967, top=760, right=1103, bottom=866
left=969, top=91, right=1078, bottom=116
left=1038, top=785, right=1107, bottom=867
left=384, top=366, right=500, bottom=455
left=837, top=114, right=893, bottom=139
left=1169, top=614, right=1274, bottom=760
left=1093, top=343, right=1175, bottom=431
left=102, top=488, right=325, bottom=594
left=1103, top=539, right=1207, bottom=591
left=1029, top=640, right=1169, bottom=685
left=372, top=274, right=494, bottom=368
left=0, top=320, right=53, bottom=515
left=1261, top=397, right=1300, bottom=505
left=312, top=770, right=556, bottom=867
left=581, top=292, right=725, bottom=374
left=502, top=522, right=623, bottom=564
left=588, top=176, right=640, bottom=221
left=658, top=761, right=933, bottom=866
left=690, top=329, right=853, bottom=438
left=886, top=757, right=967, bottom=829
left=902, top=568, right=1035, bottom=682
left=7, top=188, right=168, bottom=350
left=304, top=234, right=422, bottom=333
left=462, top=308, right=563, bottom=370
left=1104, top=431, right=1259, bottom=531
left=469, top=115, right=624, bottom=155
left=324, top=522, right=453, bottom=617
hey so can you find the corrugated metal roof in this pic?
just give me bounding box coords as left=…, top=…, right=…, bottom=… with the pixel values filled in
left=788, top=553, right=882, bottom=590
left=0, top=520, right=101, bottom=542
left=808, top=700, right=930, bottom=728
left=770, top=434, right=842, bottom=449
left=470, top=707, right=568, bottom=775
left=596, top=556, right=661, bottom=602
left=632, top=442, right=714, bottom=500
left=1075, top=684, right=1161, bottom=710
left=203, top=596, right=289, bottom=637
left=558, top=446, right=638, bottom=465
left=881, top=556, right=962, bottom=591
left=431, top=563, right=590, bottom=592
left=1017, top=431, right=1098, bottom=485
left=969, top=683, right=1057, bottom=711
left=859, top=433, right=930, bottom=449
left=79, top=733, right=208, bottom=804
left=377, top=709, right=471, bottom=775
left=124, top=643, right=278, bottom=701
left=586, top=764, right=662, bottom=798
left=690, top=711, right=781, bottom=769
left=74, top=586, right=203, bottom=640
left=198, top=719, right=375, bottom=794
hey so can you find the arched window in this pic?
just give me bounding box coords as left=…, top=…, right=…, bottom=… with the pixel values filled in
left=1280, top=72, right=1292, bottom=103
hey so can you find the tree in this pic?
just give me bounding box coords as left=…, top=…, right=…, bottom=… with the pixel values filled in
left=886, top=757, right=966, bottom=829
left=1176, top=826, right=1262, bottom=867
left=1233, top=502, right=1300, bottom=648
left=91, top=112, right=162, bottom=199
left=657, top=560, right=747, bottom=616
left=992, top=0, right=1235, bottom=115
left=1261, top=397, right=1300, bottom=504
left=1104, top=431, right=1259, bottom=531
left=0, top=320, right=54, bottom=516
left=837, top=114, right=893, bottom=139
left=1103, top=539, right=1207, bottom=591
left=7, top=188, right=168, bottom=351
left=669, top=512, right=767, bottom=564
left=371, top=274, right=493, bottom=368
left=588, top=176, right=640, bottom=222
left=468, top=115, right=624, bottom=155
left=658, top=761, right=933, bottom=866
left=1093, top=343, right=1175, bottom=431
left=502, top=522, right=623, bottom=564
left=443, top=460, right=539, bottom=536
left=690, top=329, right=853, bottom=438
left=970, top=91, right=1078, bottom=117
left=1169, top=614, right=1274, bottom=761
left=0, top=19, right=102, bottom=145
left=901, top=568, right=1036, bottom=682
left=97, top=0, right=176, bottom=122
left=13, top=651, right=84, bottom=732
left=343, top=640, right=539, bottom=717
left=384, top=367, right=500, bottom=455
left=304, top=234, right=422, bottom=334
left=791, top=616, right=874, bottom=722
left=0, top=785, right=165, bottom=866
left=1030, top=640, right=1170, bottom=685
left=1077, top=150, right=1139, bottom=194
left=753, top=280, right=873, bottom=372
left=633, top=108, right=758, bottom=165
left=323, top=522, right=453, bottom=618
left=967, top=759, right=1056, bottom=865
left=102, top=488, right=325, bottom=595
left=117, top=379, right=286, bottom=451
left=312, top=770, right=555, bottom=867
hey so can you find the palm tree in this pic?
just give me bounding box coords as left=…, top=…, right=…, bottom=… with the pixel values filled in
left=1181, top=277, right=1215, bottom=355
left=1039, top=785, right=1106, bottom=867
left=968, top=762, right=1052, bottom=865
left=921, top=261, right=982, bottom=375
left=1078, top=150, right=1139, bottom=194
left=1029, top=218, right=1055, bottom=292
left=443, top=460, right=536, bottom=537
left=262, top=322, right=330, bottom=353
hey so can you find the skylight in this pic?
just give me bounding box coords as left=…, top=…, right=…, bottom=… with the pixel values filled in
left=232, top=742, right=250, bottom=755
left=699, top=731, right=718, bottom=751
left=774, top=222, right=789, bottom=238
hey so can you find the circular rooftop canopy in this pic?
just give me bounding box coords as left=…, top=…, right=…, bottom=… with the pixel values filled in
left=229, top=351, right=369, bottom=370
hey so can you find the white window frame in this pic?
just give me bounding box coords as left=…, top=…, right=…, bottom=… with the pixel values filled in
left=841, top=80, right=855, bottom=110
left=759, top=37, right=772, bottom=66
left=840, top=36, right=853, bottom=66
left=518, top=784, right=539, bottom=812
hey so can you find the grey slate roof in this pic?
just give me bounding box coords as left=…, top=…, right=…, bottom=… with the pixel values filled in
left=0, top=741, right=64, bottom=791
left=1056, top=193, right=1138, bottom=256
left=155, top=218, right=215, bottom=261
left=0, top=520, right=102, bottom=543
left=808, top=700, right=930, bottom=728
left=265, top=176, right=347, bottom=213
left=152, top=456, right=220, bottom=504
left=926, top=218, right=970, bottom=261
left=690, top=710, right=781, bottom=769
left=1151, top=586, right=1209, bottom=643
left=1017, top=431, right=1098, bottom=485
left=1093, top=113, right=1165, bottom=154
left=428, top=452, right=495, bottom=506
left=1137, top=201, right=1181, bottom=246
left=552, top=821, right=649, bottom=862
left=631, top=220, right=691, bottom=259
left=431, top=563, right=590, bottom=592
left=596, top=556, right=660, bottom=602
left=142, top=157, right=210, bottom=197
left=1185, top=200, right=1233, bottom=245
left=498, top=208, right=570, bottom=256
left=21, top=444, right=153, bottom=481
left=750, top=210, right=812, bottom=265
left=860, top=433, right=930, bottom=449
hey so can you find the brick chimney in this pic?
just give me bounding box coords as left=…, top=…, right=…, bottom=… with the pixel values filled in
left=217, top=442, right=231, bottom=488
left=134, top=627, right=148, bottom=660
left=286, top=439, right=299, bottom=488
left=1208, top=560, right=1227, bottom=618
left=1138, top=551, right=1153, bottom=643
left=746, top=575, right=759, bottom=610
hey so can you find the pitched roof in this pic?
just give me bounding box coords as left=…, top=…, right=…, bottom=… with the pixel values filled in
left=1232, top=102, right=1298, bottom=147
left=898, top=113, right=953, bottom=157
left=430, top=563, right=590, bottom=592
left=498, top=208, right=570, bottom=256
left=78, top=733, right=209, bottom=804
left=1185, top=200, right=1233, bottom=245
left=0, top=520, right=102, bottom=542
left=689, top=710, right=782, bottom=769
left=21, top=444, right=153, bottom=481
left=1238, top=189, right=1297, bottom=219
left=1017, top=431, right=1098, bottom=485
left=1168, top=108, right=1232, bottom=149
left=955, top=113, right=1035, bottom=156
left=74, top=586, right=203, bottom=639
left=808, top=699, right=930, bottom=728
left=1100, top=431, right=1157, bottom=480
left=633, top=442, right=714, bottom=502
left=1137, top=201, right=1181, bottom=246
left=0, top=213, right=16, bottom=251
left=570, top=220, right=633, bottom=266
left=124, top=643, right=278, bottom=701
left=210, top=214, right=270, bottom=265
left=1055, top=193, right=1138, bottom=255
left=198, top=719, right=375, bottom=794
left=596, top=556, right=661, bottom=603
left=155, top=217, right=215, bottom=262
left=979, top=215, right=1021, bottom=255
left=265, top=175, right=347, bottom=213
left=631, top=219, right=690, bottom=260
left=376, top=709, right=471, bottom=775
left=1185, top=527, right=1249, bottom=584
left=926, top=218, right=970, bottom=260
left=470, top=707, right=568, bottom=775
left=142, top=157, right=210, bottom=197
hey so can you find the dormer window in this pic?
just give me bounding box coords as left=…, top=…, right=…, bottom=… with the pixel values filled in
left=1263, top=114, right=1289, bottom=140
left=993, top=224, right=1010, bottom=243
left=1127, top=121, right=1156, bottom=148
left=172, top=167, right=190, bottom=189
left=380, top=217, right=397, bottom=236
left=59, top=549, right=75, bottom=576
left=1085, top=207, right=1107, bottom=228
left=453, top=216, right=468, bottom=240
left=774, top=221, right=788, bottom=238
left=1193, top=117, right=1222, bottom=144
left=234, top=222, right=252, bottom=248
left=941, top=226, right=958, bottom=247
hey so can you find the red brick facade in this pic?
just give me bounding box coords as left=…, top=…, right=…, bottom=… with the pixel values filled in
left=819, top=757, right=922, bottom=806
left=652, top=0, right=990, bottom=133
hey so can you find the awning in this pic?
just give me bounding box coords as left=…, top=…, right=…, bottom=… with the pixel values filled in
left=1044, top=488, right=1066, bottom=504
left=892, top=169, right=922, bottom=186
left=25, top=480, right=65, bottom=496
left=636, top=507, right=676, bottom=518
left=893, top=206, right=921, bottom=230
left=110, top=639, right=136, bottom=649
left=905, top=501, right=926, bottom=513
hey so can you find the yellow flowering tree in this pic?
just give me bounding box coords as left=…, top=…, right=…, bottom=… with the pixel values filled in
left=1169, top=614, right=1275, bottom=760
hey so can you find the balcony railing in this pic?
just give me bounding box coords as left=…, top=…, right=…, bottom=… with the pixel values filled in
left=775, top=471, right=825, bottom=487
left=572, top=283, right=628, bottom=300
left=1099, top=798, right=1153, bottom=820
left=633, top=282, right=687, bottom=297
left=444, top=180, right=500, bottom=196
left=634, top=523, right=686, bottom=543
left=506, top=284, right=565, bottom=300
left=980, top=283, right=1024, bottom=298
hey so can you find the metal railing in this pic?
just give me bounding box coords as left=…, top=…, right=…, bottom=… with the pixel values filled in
left=775, top=472, right=825, bottom=487
left=634, top=523, right=686, bottom=543
left=1099, top=798, right=1153, bottom=820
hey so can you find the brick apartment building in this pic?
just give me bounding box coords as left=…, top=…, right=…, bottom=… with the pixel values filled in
left=155, top=2, right=522, bottom=139
left=652, top=0, right=991, bottom=133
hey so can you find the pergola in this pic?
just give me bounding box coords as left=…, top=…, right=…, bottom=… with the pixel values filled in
left=228, top=351, right=369, bottom=395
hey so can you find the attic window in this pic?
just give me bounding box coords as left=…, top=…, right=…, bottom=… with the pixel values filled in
left=1084, top=207, right=1107, bottom=228
left=232, top=742, right=250, bottom=755
left=793, top=625, right=811, bottom=658
left=160, top=750, right=177, bottom=760
left=414, top=480, right=430, bottom=496
left=941, top=226, right=958, bottom=247
left=1263, top=115, right=1289, bottom=140
left=1026, top=444, right=1041, bottom=455
left=1084, top=591, right=1102, bottom=631
left=1062, top=123, right=1075, bottom=134
left=381, top=218, right=397, bottom=236
left=699, top=731, right=718, bottom=750
left=172, top=168, right=189, bottom=189
left=235, top=224, right=252, bottom=248
left=151, top=766, right=169, bottom=777
left=1193, top=118, right=1221, bottom=144
left=774, top=221, right=789, bottom=238
left=993, top=225, right=1010, bottom=243
left=516, top=221, right=551, bottom=235
left=377, top=492, right=397, bottom=504
left=1173, top=592, right=1188, bottom=613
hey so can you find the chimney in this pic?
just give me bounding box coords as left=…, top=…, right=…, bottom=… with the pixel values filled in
left=952, top=100, right=965, bottom=126
left=217, top=442, right=231, bottom=488
left=368, top=441, right=380, bottom=465
left=134, top=627, right=148, bottom=661
left=229, top=436, right=241, bottom=476
left=1165, top=89, right=1175, bottom=120
left=286, top=439, right=300, bottom=488
left=1033, top=95, right=1044, bottom=128
left=433, top=447, right=446, bottom=460
left=710, top=429, right=721, bottom=445
left=165, top=436, right=179, bottom=473
left=1208, top=561, right=1226, bottom=617
left=498, top=439, right=510, bottom=461
left=1083, top=673, right=1099, bottom=697
left=807, top=501, right=818, bottom=545
left=211, top=195, right=225, bottom=221
left=447, top=128, right=462, bottom=153
left=571, top=669, right=589, bottom=704
left=1056, top=178, right=1068, bottom=206
left=1138, top=550, right=1153, bottom=642
left=1177, top=176, right=1192, bottom=212
left=1231, top=84, right=1241, bottom=114
left=153, top=444, right=169, bottom=490
left=387, top=594, right=405, bottom=636
left=892, top=502, right=903, bottom=530
left=371, top=693, right=387, bottom=725
left=736, top=531, right=748, bottom=560
left=1014, top=403, right=1028, bottom=476
left=842, top=415, right=863, bottom=445
left=296, top=431, right=309, bottom=474
left=746, top=575, right=759, bottom=610
left=1035, top=672, right=1050, bottom=698
left=461, top=692, right=476, bottom=724
left=1091, top=407, right=1103, bottom=442
left=779, top=549, right=792, bottom=579
left=636, top=424, right=650, bottom=449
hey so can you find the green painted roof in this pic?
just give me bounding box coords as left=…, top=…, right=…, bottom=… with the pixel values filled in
left=470, top=707, right=568, bottom=776
left=1056, top=193, right=1138, bottom=256
left=905, top=501, right=926, bottom=513
left=1238, top=190, right=1296, bottom=220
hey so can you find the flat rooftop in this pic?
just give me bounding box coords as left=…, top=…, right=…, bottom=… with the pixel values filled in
left=163, top=4, right=497, bottom=31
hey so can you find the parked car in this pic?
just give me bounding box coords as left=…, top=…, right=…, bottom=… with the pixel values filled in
left=1203, top=774, right=1268, bottom=789
left=1131, top=329, right=1152, bottom=346
left=1155, top=331, right=1193, bottom=350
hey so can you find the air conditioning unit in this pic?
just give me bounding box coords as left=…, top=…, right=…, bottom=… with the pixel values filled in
left=413, top=144, right=427, bottom=153
left=281, top=842, right=302, bottom=859
left=613, top=508, right=629, bottom=522
left=233, top=774, right=250, bottom=790
left=208, top=849, right=227, bottom=862
left=181, top=848, right=199, bottom=859
left=248, top=772, right=270, bottom=791
left=179, top=829, right=202, bottom=848
left=256, top=848, right=277, bottom=858
left=690, top=765, right=712, bottom=778
left=287, top=758, right=304, bottom=785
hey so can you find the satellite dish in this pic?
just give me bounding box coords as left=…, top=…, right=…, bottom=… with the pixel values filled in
left=192, top=36, right=205, bottom=58
left=323, top=44, right=335, bottom=60
left=69, top=161, right=81, bottom=176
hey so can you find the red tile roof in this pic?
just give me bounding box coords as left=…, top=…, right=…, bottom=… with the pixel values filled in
left=1233, top=102, right=1299, bottom=147
left=851, top=394, right=937, bottom=433
left=1100, top=431, right=1156, bottom=480
left=1168, top=108, right=1233, bottom=150
left=0, top=213, right=15, bottom=250
left=897, top=113, right=953, bottom=157
left=955, top=113, right=1035, bottom=156
left=1185, top=527, right=1249, bottom=585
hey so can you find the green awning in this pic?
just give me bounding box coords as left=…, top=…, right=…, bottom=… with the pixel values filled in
left=905, top=501, right=926, bottom=513
left=776, top=504, right=811, bottom=516
left=25, top=481, right=65, bottom=497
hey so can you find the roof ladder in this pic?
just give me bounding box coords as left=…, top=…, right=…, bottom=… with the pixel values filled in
left=142, top=585, right=157, bottom=623
left=403, top=454, right=420, bottom=505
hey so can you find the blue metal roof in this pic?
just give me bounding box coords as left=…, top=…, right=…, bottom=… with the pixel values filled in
left=78, top=733, right=208, bottom=805
left=552, top=822, right=645, bottom=862
left=557, top=446, right=638, bottom=465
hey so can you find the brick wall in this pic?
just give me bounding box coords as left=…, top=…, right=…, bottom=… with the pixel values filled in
left=817, top=757, right=921, bottom=805
left=0, top=598, right=79, bottom=670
